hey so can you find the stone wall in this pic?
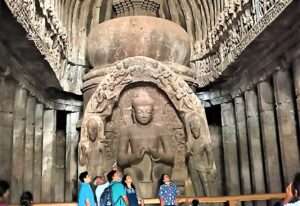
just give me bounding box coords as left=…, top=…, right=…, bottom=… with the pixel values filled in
left=0, top=75, right=80, bottom=204
left=216, top=59, right=300, bottom=197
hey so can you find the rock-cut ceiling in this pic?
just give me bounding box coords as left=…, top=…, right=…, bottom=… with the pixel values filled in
left=3, top=0, right=294, bottom=94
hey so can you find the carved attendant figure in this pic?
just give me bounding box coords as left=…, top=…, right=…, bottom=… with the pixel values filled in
left=117, top=89, right=174, bottom=197
left=186, top=113, right=217, bottom=196
left=79, top=116, right=105, bottom=177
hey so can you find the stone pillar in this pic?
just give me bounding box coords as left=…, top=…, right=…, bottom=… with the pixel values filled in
left=234, top=97, right=252, bottom=198
left=11, top=86, right=28, bottom=203
left=244, top=90, right=266, bottom=197
left=0, top=77, right=15, bottom=180
left=24, top=96, right=36, bottom=192
left=293, top=55, right=300, bottom=139
left=55, top=130, right=66, bottom=202
left=33, top=103, right=44, bottom=203
left=221, top=102, right=240, bottom=195
left=209, top=125, right=224, bottom=195
left=257, top=81, right=282, bottom=192
left=273, top=69, right=300, bottom=184
left=65, top=112, right=80, bottom=202
left=41, top=109, right=56, bottom=202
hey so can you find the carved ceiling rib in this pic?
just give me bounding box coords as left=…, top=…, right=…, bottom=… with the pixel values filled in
left=3, top=0, right=295, bottom=92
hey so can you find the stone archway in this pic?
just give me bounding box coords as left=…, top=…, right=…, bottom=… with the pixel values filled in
left=80, top=56, right=217, bottom=197
left=84, top=56, right=206, bottom=119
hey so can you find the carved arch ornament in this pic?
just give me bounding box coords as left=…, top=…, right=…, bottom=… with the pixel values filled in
left=80, top=56, right=213, bottom=169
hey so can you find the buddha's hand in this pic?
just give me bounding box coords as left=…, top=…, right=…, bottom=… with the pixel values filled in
left=140, top=147, right=147, bottom=156
left=149, top=148, right=160, bottom=161
left=131, top=148, right=145, bottom=163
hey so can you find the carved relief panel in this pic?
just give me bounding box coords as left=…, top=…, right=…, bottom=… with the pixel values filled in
left=80, top=57, right=217, bottom=197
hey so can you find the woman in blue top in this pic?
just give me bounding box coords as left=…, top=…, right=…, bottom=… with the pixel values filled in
left=122, top=175, right=139, bottom=206
left=78, top=171, right=96, bottom=206
left=158, top=174, right=177, bottom=206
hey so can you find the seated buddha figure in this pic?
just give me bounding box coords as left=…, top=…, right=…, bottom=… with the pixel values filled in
left=117, top=89, right=174, bottom=197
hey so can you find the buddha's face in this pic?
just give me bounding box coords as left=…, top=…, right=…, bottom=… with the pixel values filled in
left=133, top=105, right=153, bottom=125
left=87, top=119, right=98, bottom=142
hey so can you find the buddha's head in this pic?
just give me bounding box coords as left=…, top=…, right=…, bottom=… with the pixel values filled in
left=132, top=89, right=154, bottom=125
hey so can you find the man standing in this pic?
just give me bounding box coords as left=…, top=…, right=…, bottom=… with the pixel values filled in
left=78, top=171, right=96, bottom=206
left=106, top=170, right=128, bottom=206
left=92, top=176, right=105, bottom=205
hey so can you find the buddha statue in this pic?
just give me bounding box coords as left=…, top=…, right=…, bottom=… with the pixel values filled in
left=117, top=89, right=174, bottom=197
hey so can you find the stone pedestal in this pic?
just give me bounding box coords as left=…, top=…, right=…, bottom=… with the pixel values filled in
left=139, top=182, right=153, bottom=198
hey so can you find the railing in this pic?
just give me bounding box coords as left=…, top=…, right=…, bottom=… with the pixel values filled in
left=141, top=193, right=285, bottom=206
left=22, top=193, right=285, bottom=206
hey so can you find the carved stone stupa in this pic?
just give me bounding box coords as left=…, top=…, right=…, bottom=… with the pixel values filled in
left=80, top=16, right=217, bottom=198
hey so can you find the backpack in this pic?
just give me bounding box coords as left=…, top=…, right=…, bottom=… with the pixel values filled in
left=99, top=183, right=124, bottom=206
left=99, top=185, right=113, bottom=206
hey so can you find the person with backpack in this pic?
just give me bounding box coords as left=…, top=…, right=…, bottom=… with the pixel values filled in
left=96, top=176, right=109, bottom=206
left=100, top=170, right=128, bottom=206
left=78, top=171, right=96, bottom=206
left=122, top=175, right=138, bottom=206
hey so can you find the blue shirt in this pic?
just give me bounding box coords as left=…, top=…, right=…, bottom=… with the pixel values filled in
left=111, top=181, right=126, bottom=206
left=78, top=183, right=96, bottom=206
left=158, top=182, right=177, bottom=206
left=125, top=187, right=138, bottom=206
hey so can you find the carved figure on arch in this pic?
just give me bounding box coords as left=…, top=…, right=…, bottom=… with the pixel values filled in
left=185, top=112, right=217, bottom=196
left=171, top=128, right=188, bottom=195
left=79, top=115, right=106, bottom=177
